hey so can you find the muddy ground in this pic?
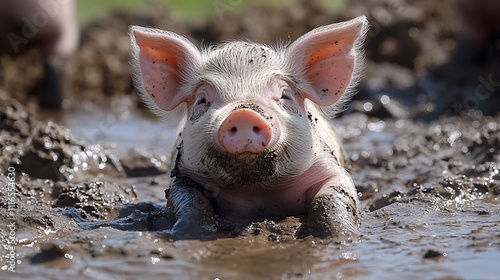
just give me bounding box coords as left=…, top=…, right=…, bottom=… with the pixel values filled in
left=1, top=0, right=499, bottom=279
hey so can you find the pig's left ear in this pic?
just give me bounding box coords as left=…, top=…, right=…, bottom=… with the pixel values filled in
left=130, top=26, right=202, bottom=112
left=286, top=16, right=368, bottom=107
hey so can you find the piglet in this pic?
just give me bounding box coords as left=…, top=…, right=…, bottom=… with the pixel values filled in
left=130, top=16, right=368, bottom=238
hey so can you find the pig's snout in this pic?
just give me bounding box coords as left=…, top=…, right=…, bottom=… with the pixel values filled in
left=217, top=109, right=273, bottom=154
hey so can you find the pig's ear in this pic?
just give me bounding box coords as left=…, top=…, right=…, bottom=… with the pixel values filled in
left=286, top=16, right=368, bottom=108
left=130, top=26, right=202, bottom=111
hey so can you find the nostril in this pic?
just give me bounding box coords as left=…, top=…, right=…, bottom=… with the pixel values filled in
left=218, top=108, right=276, bottom=154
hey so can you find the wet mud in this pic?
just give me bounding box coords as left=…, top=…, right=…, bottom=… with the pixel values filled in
left=1, top=0, right=499, bottom=279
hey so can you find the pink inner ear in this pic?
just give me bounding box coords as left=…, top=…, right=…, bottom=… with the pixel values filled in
left=287, top=16, right=366, bottom=107
left=133, top=29, right=200, bottom=111
left=305, top=38, right=356, bottom=106
left=139, top=46, right=184, bottom=111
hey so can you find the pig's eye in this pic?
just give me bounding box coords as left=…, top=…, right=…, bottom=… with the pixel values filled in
left=196, top=95, right=207, bottom=105
left=191, top=94, right=210, bottom=121
left=281, top=92, right=291, bottom=100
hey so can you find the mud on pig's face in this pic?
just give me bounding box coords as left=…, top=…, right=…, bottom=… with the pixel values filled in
left=129, top=16, right=367, bottom=186
left=180, top=42, right=320, bottom=186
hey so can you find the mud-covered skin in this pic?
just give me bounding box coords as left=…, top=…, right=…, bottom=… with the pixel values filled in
left=166, top=177, right=216, bottom=236
left=169, top=105, right=359, bottom=237
left=307, top=185, right=360, bottom=238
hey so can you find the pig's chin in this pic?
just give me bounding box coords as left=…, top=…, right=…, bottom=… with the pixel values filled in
left=203, top=145, right=284, bottom=186
left=233, top=152, right=261, bottom=161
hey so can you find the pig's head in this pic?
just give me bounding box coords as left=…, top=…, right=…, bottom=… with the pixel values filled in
left=130, top=16, right=368, bottom=188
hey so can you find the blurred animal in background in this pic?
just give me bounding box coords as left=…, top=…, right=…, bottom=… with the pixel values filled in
left=0, top=0, right=79, bottom=108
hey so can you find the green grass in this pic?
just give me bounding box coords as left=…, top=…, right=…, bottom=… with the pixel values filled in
left=76, top=0, right=163, bottom=24
left=76, top=0, right=347, bottom=24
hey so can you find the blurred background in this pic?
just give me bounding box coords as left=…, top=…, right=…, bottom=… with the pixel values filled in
left=0, top=0, right=498, bottom=120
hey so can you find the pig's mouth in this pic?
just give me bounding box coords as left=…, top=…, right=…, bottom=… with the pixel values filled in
left=203, top=145, right=284, bottom=186
left=233, top=151, right=261, bottom=160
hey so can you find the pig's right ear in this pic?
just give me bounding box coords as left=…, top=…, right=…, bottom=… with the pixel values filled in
left=286, top=16, right=368, bottom=110
left=129, top=26, right=202, bottom=111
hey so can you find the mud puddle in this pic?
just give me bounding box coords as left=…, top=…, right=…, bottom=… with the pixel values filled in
left=38, top=100, right=176, bottom=154
left=1, top=98, right=499, bottom=279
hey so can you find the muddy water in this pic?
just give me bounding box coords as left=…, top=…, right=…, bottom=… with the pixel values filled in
left=1, top=97, right=498, bottom=279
